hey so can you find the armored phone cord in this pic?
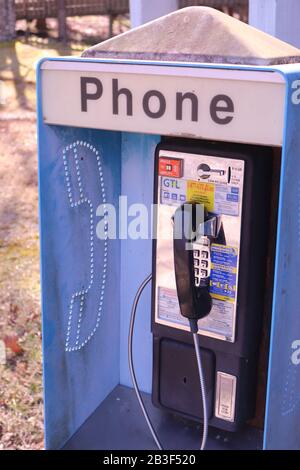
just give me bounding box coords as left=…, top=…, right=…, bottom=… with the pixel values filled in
left=189, top=319, right=208, bottom=450
left=129, top=274, right=208, bottom=451
left=128, top=274, right=163, bottom=450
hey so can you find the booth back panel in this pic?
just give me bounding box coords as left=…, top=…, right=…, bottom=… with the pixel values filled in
left=119, top=132, right=161, bottom=393
left=39, top=125, right=122, bottom=449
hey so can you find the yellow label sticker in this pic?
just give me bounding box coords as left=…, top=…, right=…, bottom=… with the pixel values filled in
left=210, top=292, right=235, bottom=303
left=186, top=181, right=215, bottom=212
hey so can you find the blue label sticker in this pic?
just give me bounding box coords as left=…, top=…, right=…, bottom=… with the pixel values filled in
left=210, top=245, right=238, bottom=301
left=231, top=187, right=239, bottom=194
left=226, top=193, right=239, bottom=202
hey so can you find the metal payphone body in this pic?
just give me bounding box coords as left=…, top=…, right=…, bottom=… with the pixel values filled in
left=152, top=140, right=272, bottom=431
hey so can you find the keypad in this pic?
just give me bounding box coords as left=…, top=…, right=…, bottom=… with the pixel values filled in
left=193, top=244, right=210, bottom=286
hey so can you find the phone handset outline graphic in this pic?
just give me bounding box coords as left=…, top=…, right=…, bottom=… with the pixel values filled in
left=62, top=140, right=108, bottom=352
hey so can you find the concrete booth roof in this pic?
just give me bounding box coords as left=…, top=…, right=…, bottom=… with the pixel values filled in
left=82, top=6, right=300, bottom=65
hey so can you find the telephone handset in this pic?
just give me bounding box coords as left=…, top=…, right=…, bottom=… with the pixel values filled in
left=173, top=201, right=224, bottom=323
left=173, top=202, right=213, bottom=322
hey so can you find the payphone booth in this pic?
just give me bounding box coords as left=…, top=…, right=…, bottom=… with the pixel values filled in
left=37, top=7, right=300, bottom=450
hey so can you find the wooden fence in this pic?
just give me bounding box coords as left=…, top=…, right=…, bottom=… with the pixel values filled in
left=14, top=0, right=248, bottom=21
left=14, top=0, right=129, bottom=40
left=0, top=1, right=248, bottom=41
left=14, top=0, right=129, bottom=21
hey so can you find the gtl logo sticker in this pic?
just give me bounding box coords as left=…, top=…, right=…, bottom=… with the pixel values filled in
left=162, top=178, right=181, bottom=189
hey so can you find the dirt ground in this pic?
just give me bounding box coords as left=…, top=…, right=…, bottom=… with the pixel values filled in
left=0, top=15, right=128, bottom=450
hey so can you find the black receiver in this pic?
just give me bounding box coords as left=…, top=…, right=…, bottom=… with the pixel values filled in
left=173, top=203, right=212, bottom=321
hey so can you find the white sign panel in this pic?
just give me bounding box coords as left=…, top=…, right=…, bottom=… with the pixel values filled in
left=41, top=60, right=285, bottom=146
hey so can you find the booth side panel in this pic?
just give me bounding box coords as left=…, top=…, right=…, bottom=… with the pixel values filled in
left=264, top=71, right=300, bottom=450
left=119, top=133, right=160, bottom=393
left=38, top=124, right=122, bottom=449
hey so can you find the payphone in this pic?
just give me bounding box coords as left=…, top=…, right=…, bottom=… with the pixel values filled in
left=151, top=139, right=273, bottom=433
left=37, top=5, right=300, bottom=451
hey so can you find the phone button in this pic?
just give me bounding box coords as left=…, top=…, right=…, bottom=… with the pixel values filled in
left=194, top=259, right=200, bottom=267
left=201, top=250, right=208, bottom=259
left=201, top=260, right=208, bottom=268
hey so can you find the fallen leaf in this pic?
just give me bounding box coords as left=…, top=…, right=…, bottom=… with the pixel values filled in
left=3, top=335, right=24, bottom=355
left=0, top=340, right=6, bottom=365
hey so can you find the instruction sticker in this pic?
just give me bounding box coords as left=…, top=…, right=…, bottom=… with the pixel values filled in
left=158, top=285, right=235, bottom=340
left=157, top=286, right=185, bottom=326
left=210, top=244, right=238, bottom=302
left=214, top=184, right=240, bottom=216
left=186, top=181, right=240, bottom=216
left=198, top=299, right=234, bottom=340
left=187, top=181, right=215, bottom=212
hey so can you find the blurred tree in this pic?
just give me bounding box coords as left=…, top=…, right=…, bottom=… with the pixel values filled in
left=0, top=0, right=16, bottom=40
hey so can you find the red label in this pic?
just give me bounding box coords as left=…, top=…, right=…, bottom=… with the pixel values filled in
left=158, top=157, right=183, bottom=178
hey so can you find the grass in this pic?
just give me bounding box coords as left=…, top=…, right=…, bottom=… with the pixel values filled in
left=0, top=38, right=85, bottom=114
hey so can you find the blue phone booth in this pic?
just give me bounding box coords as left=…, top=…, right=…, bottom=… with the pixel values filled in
left=37, top=7, right=300, bottom=450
